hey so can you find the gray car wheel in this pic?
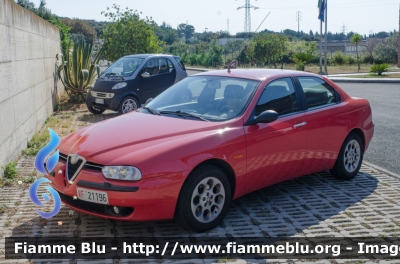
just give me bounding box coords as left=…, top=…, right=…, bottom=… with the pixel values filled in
left=190, top=177, right=226, bottom=223
left=175, top=164, right=231, bottom=232
left=118, top=96, right=139, bottom=115
left=330, top=133, right=364, bottom=180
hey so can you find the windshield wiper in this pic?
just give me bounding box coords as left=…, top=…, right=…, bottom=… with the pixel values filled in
left=104, top=72, right=125, bottom=80
left=159, top=110, right=209, bottom=121
left=142, top=106, right=160, bottom=115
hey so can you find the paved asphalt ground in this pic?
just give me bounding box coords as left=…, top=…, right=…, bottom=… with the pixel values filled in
left=187, top=70, right=400, bottom=175
left=338, top=82, right=400, bottom=175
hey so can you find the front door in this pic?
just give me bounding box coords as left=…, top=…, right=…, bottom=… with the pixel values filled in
left=244, top=77, right=307, bottom=193
left=139, top=58, right=177, bottom=102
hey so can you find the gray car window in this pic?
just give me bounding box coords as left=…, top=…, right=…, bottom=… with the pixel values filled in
left=142, top=59, right=160, bottom=76
left=256, top=78, right=298, bottom=116
left=167, top=59, right=175, bottom=73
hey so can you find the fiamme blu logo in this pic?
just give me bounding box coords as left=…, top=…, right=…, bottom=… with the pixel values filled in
left=29, top=128, right=62, bottom=218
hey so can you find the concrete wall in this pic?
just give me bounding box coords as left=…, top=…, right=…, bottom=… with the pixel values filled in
left=0, top=0, right=63, bottom=175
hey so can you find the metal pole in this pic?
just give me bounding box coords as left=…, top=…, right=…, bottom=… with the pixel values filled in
left=319, top=20, right=323, bottom=73
left=324, top=0, right=328, bottom=74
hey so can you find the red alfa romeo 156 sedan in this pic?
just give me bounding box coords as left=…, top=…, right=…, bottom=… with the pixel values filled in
left=48, top=69, right=374, bottom=232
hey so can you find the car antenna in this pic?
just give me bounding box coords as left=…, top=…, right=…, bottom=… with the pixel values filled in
left=227, top=60, right=238, bottom=74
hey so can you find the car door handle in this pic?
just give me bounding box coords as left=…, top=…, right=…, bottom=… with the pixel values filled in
left=294, top=122, right=307, bottom=129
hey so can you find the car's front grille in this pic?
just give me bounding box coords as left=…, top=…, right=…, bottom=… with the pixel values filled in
left=59, top=153, right=67, bottom=162
left=66, top=155, right=85, bottom=181
left=59, top=153, right=103, bottom=173
left=91, top=91, right=114, bottom=98
left=58, top=191, right=134, bottom=217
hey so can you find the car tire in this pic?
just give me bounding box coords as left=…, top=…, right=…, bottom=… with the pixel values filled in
left=330, top=133, right=364, bottom=180
left=174, top=88, right=192, bottom=104
left=118, top=96, right=139, bottom=115
left=86, top=104, right=105, bottom=114
left=175, top=164, right=231, bottom=232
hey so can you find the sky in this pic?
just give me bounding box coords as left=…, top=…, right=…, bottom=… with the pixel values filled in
left=32, top=0, right=400, bottom=35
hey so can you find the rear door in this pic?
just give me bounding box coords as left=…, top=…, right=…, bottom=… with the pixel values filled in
left=244, top=77, right=307, bottom=193
left=295, top=76, right=349, bottom=174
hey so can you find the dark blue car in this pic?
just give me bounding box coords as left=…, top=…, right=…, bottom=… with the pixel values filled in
left=86, top=54, right=188, bottom=115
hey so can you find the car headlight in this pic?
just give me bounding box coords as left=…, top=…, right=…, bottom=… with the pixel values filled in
left=102, top=166, right=142, bottom=181
left=112, top=82, right=127, bottom=90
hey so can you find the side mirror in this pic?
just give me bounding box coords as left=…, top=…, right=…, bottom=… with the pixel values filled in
left=248, top=110, right=279, bottom=125
left=145, top=98, right=153, bottom=106
left=141, top=72, right=150, bottom=78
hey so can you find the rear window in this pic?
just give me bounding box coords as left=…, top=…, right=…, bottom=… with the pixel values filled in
left=174, top=56, right=186, bottom=71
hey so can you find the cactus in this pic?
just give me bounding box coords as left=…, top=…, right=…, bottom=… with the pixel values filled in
left=57, top=40, right=104, bottom=101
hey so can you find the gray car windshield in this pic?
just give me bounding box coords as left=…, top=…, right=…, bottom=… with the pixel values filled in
left=144, top=76, right=260, bottom=121
left=103, top=57, right=144, bottom=77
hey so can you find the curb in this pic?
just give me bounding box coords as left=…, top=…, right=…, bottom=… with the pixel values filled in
left=363, top=161, right=400, bottom=178
left=328, top=78, right=400, bottom=83
left=186, top=68, right=400, bottom=83
left=186, top=67, right=210, bottom=72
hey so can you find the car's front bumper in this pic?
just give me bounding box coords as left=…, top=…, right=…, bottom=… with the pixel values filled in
left=47, top=161, right=186, bottom=221
left=86, top=90, right=124, bottom=112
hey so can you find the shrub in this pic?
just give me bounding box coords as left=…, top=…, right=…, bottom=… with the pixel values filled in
left=2, top=161, right=17, bottom=180
left=292, top=53, right=314, bottom=71
left=361, top=53, right=374, bottom=64
left=370, top=64, right=389, bottom=76
left=346, top=55, right=356, bottom=65
left=332, top=51, right=347, bottom=65
left=23, top=131, right=50, bottom=156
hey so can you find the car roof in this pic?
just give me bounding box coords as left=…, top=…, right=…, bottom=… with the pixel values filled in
left=123, top=54, right=176, bottom=59
left=193, top=69, right=321, bottom=81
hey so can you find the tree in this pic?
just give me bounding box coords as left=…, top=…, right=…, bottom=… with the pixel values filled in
left=376, top=31, right=389, bottom=39
left=364, top=38, right=380, bottom=64
left=61, top=18, right=96, bottom=44
left=177, top=23, right=195, bottom=41
left=245, top=34, right=288, bottom=68
left=289, top=41, right=317, bottom=71
left=101, top=5, right=161, bottom=61
left=17, top=0, right=35, bottom=11
left=374, top=33, right=398, bottom=64
left=155, top=22, right=178, bottom=45
left=350, top=33, right=363, bottom=72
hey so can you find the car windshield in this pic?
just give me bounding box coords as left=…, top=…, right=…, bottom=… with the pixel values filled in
left=103, top=57, right=144, bottom=77
left=143, top=76, right=260, bottom=121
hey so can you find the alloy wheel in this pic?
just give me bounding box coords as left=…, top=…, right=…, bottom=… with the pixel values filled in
left=122, top=99, right=137, bottom=113
left=190, top=177, right=225, bottom=223
left=343, top=139, right=361, bottom=173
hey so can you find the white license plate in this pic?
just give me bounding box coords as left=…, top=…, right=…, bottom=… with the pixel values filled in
left=76, top=187, right=109, bottom=205
left=95, top=98, right=104, bottom=104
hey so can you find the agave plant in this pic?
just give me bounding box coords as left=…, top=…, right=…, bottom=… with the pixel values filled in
left=57, top=40, right=104, bottom=101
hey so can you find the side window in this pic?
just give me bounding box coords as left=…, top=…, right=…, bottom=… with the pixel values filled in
left=142, top=59, right=159, bottom=76
left=174, top=56, right=186, bottom=70
left=298, top=77, right=337, bottom=109
left=167, top=59, right=175, bottom=73
left=255, top=78, right=298, bottom=116
left=158, top=58, right=169, bottom=74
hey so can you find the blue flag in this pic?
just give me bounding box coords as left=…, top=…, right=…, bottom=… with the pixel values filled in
left=318, top=0, right=325, bottom=22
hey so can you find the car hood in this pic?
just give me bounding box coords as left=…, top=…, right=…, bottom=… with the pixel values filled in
left=60, top=112, right=230, bottom=165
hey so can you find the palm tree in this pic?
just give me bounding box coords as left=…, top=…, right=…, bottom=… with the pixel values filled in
left=351, top=33, right=363, bottom=72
